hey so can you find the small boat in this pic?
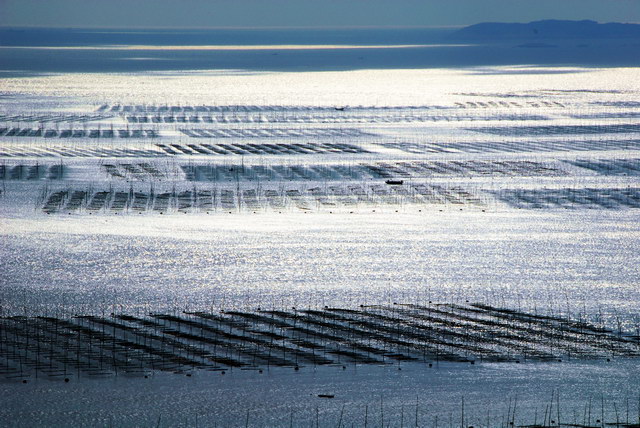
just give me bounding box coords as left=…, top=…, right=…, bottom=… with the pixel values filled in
left=334, top=107, right=345, bottom=111
left=317, top=394, right=335, bottom=399
left=385, top=179, right=403, bottom=185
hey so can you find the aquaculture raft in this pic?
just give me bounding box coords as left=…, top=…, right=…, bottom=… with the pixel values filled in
left=1, top=303, right=638, bottom=382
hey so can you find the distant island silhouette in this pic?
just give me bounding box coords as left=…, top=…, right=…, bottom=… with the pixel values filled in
left=451, top=19, right=640, bottom=41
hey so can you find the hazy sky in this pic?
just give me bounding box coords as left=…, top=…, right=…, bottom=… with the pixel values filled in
left=1, top=0, right=639, bottom=29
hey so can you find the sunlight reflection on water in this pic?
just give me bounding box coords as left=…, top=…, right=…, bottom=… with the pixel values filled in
left=2, top=211, right=638, bottom=330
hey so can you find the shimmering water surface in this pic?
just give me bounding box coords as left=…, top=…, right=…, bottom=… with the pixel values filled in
left=2, top=211, right=639, bottom=326
left=1, top=40, right=639, bottom=426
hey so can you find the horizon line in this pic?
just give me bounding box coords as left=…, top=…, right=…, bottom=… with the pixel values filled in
left=0, top=24, right=465, bottom=31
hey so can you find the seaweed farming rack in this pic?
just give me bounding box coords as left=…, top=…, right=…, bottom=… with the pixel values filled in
left=1, top=303, right=638, bottom=383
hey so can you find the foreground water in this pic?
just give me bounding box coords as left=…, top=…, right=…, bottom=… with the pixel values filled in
left=1, top=360, right=638, bottom=427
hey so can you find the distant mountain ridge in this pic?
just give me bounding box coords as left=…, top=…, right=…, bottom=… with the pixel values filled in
left=451, top=20, right=640, bottom=40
